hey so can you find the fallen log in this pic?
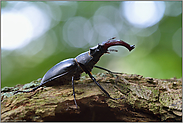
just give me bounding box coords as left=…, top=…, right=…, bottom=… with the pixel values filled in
left=1, top=73, right=182, bottom=121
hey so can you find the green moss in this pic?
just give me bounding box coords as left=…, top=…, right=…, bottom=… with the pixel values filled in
left=159, top=91, right=182, bottom=110
left=127, top=92, right=137, bottom=106
left=1, top=87, right=14, bottom=92
left=107, top=99, right=119, bottom=108
left=129, top=84, right=159, bottom=101
left=22, top=80, right=41, bottom=89
left=149, top=102, right=161, bottom=114
left=116, top=83, right=130, bottom=94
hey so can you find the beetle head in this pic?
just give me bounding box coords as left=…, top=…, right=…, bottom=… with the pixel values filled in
left=89, top=37, right=135, bottom=57
left=101, top=37, right=135, bottom=52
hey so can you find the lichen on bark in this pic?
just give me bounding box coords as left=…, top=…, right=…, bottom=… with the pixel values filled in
left=1, top=73, right=182, bottom=121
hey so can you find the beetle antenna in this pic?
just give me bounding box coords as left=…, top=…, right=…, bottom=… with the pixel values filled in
left=108, top=49, right=118, bottom=52
left=108, top=37, right=116, bottom=41
left=106, top=49, right=118, bottom=54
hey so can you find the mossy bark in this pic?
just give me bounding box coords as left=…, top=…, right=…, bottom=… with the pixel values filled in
left=1, top=73, right=182, bottom=121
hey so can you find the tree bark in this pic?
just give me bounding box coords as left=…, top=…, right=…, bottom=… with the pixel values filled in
left=1, top=73, right=182, bottom=122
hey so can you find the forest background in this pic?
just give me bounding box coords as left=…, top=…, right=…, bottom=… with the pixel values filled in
left=1, top=1, right=182, bottom=88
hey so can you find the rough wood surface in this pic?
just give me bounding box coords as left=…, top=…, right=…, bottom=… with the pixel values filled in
left=1, top=73, right=182, bottom=122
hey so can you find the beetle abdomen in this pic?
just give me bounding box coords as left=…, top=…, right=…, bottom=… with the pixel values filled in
left=40, top=58, right=81, bottom=86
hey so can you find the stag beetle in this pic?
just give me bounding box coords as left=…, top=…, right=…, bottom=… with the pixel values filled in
left=14, top=37, right=135, bottom=108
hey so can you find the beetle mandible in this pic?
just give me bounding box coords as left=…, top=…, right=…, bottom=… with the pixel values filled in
left=14, top=37, right=135, bottom=108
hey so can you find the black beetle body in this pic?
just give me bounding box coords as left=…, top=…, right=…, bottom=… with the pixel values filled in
left=14, top=37, right=135, bottom=108
left=40, top=58, right=82, bottom=86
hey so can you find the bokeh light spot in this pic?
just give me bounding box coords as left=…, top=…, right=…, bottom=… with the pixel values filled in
left=63, top=16, right=94, bottom=48
left=1, top=12, right=33, bottom=50
left=1, top=2, right=52, bottom=50
left=122, top=1, right=165, bottom=28
left=172, top=28, right=182, bottom=57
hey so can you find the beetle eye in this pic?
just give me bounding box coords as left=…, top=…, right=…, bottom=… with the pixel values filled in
left=89, top=44, right=102, bottom=55
left=90, top=46, right=97, bottom=52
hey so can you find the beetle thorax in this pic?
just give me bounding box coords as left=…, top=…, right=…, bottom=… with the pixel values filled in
left=75, top=51, right=97, bottom=72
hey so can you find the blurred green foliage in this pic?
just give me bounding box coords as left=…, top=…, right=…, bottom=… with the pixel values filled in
left=1, top=1, right=182, bottom=88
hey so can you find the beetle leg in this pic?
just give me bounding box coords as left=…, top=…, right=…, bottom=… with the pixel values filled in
left=87, top=72, right=125, bottom=100
left=94, top=65, right=122, bottom=74
left=79, top=63, right=124, bottom=100
left=94, top=65, right=130, bottom=87
left=72, top=76, right=78, bottom=108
